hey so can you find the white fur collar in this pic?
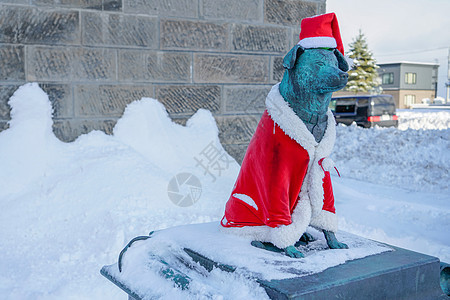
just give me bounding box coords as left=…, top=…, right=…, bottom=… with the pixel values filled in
left=265, top=83, right=336, bottom=158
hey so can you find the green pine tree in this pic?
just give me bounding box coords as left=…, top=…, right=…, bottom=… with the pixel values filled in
left=345, top=30, right=380, bottom=93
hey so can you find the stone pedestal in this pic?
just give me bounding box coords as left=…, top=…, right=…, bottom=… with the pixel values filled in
left=101, top=242, right=447, bottom=299
left=258, top=245, right=445, bottom=299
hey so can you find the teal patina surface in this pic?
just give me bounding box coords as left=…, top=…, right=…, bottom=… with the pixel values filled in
left=254, top=45, right=350, bottom=258
left=279, top=46, right=349, bottom=143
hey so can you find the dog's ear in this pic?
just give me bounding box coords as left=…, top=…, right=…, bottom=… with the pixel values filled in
left=334, top=49, right=349, bottom=72
left=283, top=45, right=304, bottom=70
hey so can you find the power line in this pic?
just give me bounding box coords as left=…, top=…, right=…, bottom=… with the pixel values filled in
left=376, top=47, right=448, bottom=57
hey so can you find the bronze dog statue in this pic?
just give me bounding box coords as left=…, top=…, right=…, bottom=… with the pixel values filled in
left=221, top=13, right=350, bottom=258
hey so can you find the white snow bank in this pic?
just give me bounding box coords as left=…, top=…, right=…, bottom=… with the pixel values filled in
left=331, top=123, right=450, bottom=192
left=0, top=83, right=239, bottom=299
left=397, top=109, right=450, bottom=130
left=333, top=177, right=450, bottom=262
left=0, top=83, right=61, bottom=196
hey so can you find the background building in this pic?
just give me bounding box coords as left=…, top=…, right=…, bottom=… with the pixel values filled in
left=377, top=62, right=439, bottom=109
left=0, top=0, right=326, bottom=163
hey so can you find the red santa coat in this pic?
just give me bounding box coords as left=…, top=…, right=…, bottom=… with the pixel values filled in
left=221, top=84, right=338, bottom=249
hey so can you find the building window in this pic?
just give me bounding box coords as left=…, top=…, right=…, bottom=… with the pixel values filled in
left=404, top=94, right=416, bottom=106
left=382, top=73, right=394, bottom=84
left=404, top=72, right=416, bottom=84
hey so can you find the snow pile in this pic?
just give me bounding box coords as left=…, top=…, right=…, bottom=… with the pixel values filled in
left=0, top=83, right=239, bottom=299
left=0, top=83, right=448, bottom=299
left=331, top=109, right=450, bottom=263
left=334, top=177, right=450, bottom=265
left=397, top=109, right=450, bottom=130
left=331, top=123, right=449, bottom=192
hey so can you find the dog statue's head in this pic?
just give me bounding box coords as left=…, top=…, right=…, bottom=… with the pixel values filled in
left=281, top=45, right=349, bottom=97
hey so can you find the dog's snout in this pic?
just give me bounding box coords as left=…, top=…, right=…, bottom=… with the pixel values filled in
left=340, top=73, right=348, bottom=80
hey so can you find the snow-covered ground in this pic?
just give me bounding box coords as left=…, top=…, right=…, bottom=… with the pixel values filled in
left=0, top=83, right=449, bottom=299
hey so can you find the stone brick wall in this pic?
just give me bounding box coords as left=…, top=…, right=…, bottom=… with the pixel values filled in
left=0, top=0, right=326, bottom=163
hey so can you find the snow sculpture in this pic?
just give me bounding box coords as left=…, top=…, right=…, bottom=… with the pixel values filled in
left=221, top=13, right=350, bottom=258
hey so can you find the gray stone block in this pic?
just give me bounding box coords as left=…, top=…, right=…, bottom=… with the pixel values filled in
left=31, top=0, right=121, bottom=10
left=271, top=56, right=285, bottom=83
left=161, top=19, right=228, bottom=51
left=0, top=6, right=20, bottom=43
left=106, top=14, right=156, bottom=47
left=118, top=50, right=191, bottom=82
left=53, top=118, right=117, bottom=142
left=0, top=0, right=27, bottom=3
left=103, top=0, right=122, bottom=10
left=75, top=84, right=153, bottom=117
left=194, top=54, right=268, bottom=83
left=82, top=12, right=157, bottom=47
left=0, top=121, right=9, bottom=131
left=222, top=143, right=247, bottom=165
left=202, top=0, right=261, bottom=21
left=292, top=26, right=301, bottom=46
left=0, top=45, right=25, bottom=81
left=28, top=46, right=116, bottom=81
left=72, top=47, right=115, bottom=80
left=232, top=24, right=289, bottom=54
left=215, top=115, right=260, bottom=145
left=0, top=85, right=19, bottom=120
left=124, top=0, right=197, bottom=17
left=264, top=0, right=317, bottom=25
left=171, top=117, right=188, bottom=126
left=32, top=0, right=103, bottom=10
left=0, top=6, right=79, bottom=45
left=317, top=2, right=326, bottom=14
left=224, top=85, right=271, bottom=113
left=81, top=12, right=102, bottom=45
left=27, top=46, right=71, bottom=81
left=155, top=85, right=221, bottom=114
left=39, top=84, right=73, bottom=118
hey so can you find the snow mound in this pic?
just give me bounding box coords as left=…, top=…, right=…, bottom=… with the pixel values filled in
left=114, top=98, right=221, bottom=174
left=0, top=83, right=239, bottom=299
left=334, top=177, right=450, bottom=263
left=331, top=123, right=450, bottom=192
left=397, top=109, right=450, bottom=130
left=0, top=83, right=61, bottom=196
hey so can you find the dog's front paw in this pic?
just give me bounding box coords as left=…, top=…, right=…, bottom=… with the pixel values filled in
left=323, top=230, right=348, bottom=249
left=330, top=240, right=348, bottom=249
left=284, top=245, right=305, bottom=258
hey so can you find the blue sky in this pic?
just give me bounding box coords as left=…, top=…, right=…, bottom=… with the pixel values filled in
left=327, top=0, right=450, bottom=98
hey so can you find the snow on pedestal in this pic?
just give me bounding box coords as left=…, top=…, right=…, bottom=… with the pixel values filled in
left=101, top=222, right=391, bottom=299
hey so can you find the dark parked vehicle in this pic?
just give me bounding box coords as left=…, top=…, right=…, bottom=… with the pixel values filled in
left=330, top=95, right=398, bottom=128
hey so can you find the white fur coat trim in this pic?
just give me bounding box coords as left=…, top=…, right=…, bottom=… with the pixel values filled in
left=265, top=83, right=336, bottom=159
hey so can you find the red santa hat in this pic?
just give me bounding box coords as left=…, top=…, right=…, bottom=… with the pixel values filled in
left=298, top=12, right=345, bottom=56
